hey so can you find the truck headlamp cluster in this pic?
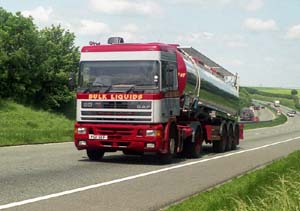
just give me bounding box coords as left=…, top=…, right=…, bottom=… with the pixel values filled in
left=146, top=130, right=161, bottom=137
left=77, top=127, right=87, bottom=134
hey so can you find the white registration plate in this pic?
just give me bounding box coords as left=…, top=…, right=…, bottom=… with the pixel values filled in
left=89, top=134, right=108, bottom=140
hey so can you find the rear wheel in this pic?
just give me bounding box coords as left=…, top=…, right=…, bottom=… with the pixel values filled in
left=226, top=124, right=234, bottom=151
left=87, top=149, right=105, bottom=161
left=213, top=125, right=227, bottom=153
left=231, top=125, right=239, bottom=150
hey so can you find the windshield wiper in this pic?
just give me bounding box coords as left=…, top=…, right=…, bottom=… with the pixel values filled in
left=83, top=83, right=110, bottom=93
left=126, top=85, right=136, bottom=93
left=104, top=85, right=113, bottom=93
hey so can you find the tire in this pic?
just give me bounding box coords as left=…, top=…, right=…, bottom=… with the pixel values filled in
left=231, top=125, right=239, bottom=150
left=226, top=124, right=233, bottom=151
left=87, top=149, right=105, bottom=161
left=184, top=128, right=203, bottom=158
left=159, top=125, right=177, bottom=164
left=213, top=125, right=227, bottom=153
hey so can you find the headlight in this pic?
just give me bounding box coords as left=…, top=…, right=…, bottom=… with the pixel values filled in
left=77, top=127, right=87, bottom=134
left=146, top=130, right=161, bottom=137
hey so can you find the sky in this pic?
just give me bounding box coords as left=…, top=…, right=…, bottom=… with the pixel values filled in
left=1, top=0, right=300, bottom=88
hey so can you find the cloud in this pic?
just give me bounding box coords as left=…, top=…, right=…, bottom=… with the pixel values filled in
left=243, top=18, right=278, bottom=31
left=89, top=0, right=162, bottom=16
left=172, top=0, right=264, bottom=11
left=111, top=24, right=140, bottom=42
left=177, top=32, right=215, bottom=44
left=228, top=59, right=244, bottom=67
left=264, top=57, right=275, bottom=63
left=122, top=24, right=139, bottom=33
left=172, top=0, right=233, bottom=8
left=22, top=6, right=53, bottom=23
left=243, top=0, right=264, bottom=11
left=227, top=41, right=248, bottom=48
left=223, top=34, right=248, bottom=48
left=286, top=24, right=300, bottom=39
left=78, top=20, right=111, bottom=35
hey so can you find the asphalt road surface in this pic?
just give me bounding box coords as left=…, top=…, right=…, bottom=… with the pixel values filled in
left=254, top=107, right=274, bottom=121
left=1, top=107, right=300, bottom=211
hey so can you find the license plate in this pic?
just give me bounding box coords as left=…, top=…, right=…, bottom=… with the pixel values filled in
left=89, top=134, right=108, bottom=140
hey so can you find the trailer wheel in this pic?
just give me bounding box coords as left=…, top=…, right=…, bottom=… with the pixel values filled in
left=87, top=149, right=105, bottom=161
left=213, top=126, right=227, bottom=153
left=226, top=124, right=234, bottom=151
left=232, top=125, right=239, bottom=150
left=184, top=127, right=203, bottom=158
left=159, top=125, right=177, bottom=164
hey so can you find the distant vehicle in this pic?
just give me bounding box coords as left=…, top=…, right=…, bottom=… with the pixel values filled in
left=240, top=108, right=255, bottom=121
left=274, top=100, right=280, bottom=107
left=290, top=110, right=297, bottom=114
left=287, top=112, right=295, bottom=117
left=253, top=105, right=260, bottom=110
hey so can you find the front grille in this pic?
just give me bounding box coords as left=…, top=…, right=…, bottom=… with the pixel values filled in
left=80, top=100, right=153, bottom=123
left=82, top=117, right=151, bottom=122
left=103, top=102, right=129, bottom=109
left=81, top=111, right=151, bottom=116
left=94, top=127, right=134, bottom=140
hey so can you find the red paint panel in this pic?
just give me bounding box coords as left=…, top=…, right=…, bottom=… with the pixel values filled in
left=81, top=43, right=177, bottom=53
left=239, top=124, right=244, bottom=140
left=76, top=92, right=179, bottom=100
left=205, top=125, right=213, bottom=141
left=74, top=123, right=164, bottom=153
left=176, top=50, right=187, bottom=96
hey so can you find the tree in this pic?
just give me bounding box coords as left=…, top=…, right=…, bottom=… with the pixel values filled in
left=0, top=8, right=39, bottom=101
left=291, top=89, right=298, bottom=96
left=34, top=25, right=79, bottom=109
left=0, top=7, right=80, bottom=110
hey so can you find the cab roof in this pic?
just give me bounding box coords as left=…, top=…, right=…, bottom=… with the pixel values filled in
left=81, top=43, right=177, bottom=53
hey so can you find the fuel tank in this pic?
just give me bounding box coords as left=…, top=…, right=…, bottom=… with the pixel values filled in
left=176, top=47, right=240, bottom=116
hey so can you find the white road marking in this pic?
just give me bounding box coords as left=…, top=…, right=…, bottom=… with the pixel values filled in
left=1, top=136, right=300, bottom=210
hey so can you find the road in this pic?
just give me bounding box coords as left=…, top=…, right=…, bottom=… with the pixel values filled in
left=1, top=108, right=300, bottom=211
left=254, top=107, right=274, bottom=121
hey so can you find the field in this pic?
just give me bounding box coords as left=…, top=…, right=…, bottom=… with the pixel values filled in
left=166, top=151, right=300, bottom=211
left=253, top=87, right=300, bottom=96
left=0, top=100, right=74, bottom=146
left=246, top=87, right=300, bottom=111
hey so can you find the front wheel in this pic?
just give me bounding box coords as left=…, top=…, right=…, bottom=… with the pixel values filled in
left=87, top=149, right=105, bottom=161
left=159, top=126, right=177, bottom=164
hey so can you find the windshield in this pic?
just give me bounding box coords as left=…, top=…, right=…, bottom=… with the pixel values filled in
left=78, top=61, right=160, bottom=92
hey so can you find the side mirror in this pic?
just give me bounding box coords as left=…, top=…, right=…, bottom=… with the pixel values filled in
left=68, top=72, right=76, bottom=91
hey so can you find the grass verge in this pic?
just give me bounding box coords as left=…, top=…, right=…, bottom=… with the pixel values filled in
left=0, top=100, right=74, bottom=146
left=165, top=151, right=300, bottom=211
left=253, top=87, right=300, bottom=96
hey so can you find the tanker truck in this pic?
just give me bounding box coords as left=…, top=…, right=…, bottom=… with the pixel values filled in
left=73, top=37, right=243, bottom=163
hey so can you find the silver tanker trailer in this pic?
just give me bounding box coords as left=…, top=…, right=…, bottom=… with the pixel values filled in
left=74, top=38, right=243, bottom=162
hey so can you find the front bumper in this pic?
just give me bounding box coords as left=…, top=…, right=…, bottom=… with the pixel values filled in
left=74, top=123, right=165, bottom=153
